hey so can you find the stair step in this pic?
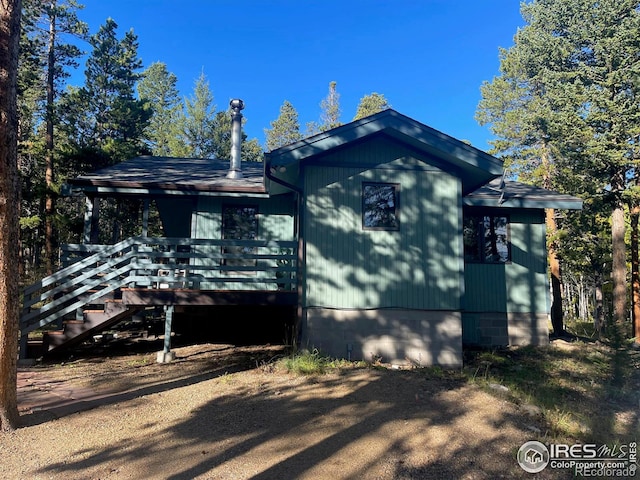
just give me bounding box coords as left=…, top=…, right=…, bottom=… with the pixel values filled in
left=25, top=340, right=45, bottom=358
left=44, top=330, right=70, bottom=348
left=63, top=321, right=94, bottom=336
left=24, top=278, right=140, bottom=356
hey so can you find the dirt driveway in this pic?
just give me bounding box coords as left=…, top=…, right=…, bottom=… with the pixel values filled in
left=2, top=341, right=571, bottom=479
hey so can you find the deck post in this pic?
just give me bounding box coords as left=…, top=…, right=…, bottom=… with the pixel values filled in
left=157, top=304, right=176, bottom=363
left=82, top=195, right=92, bottom=244
left=18, top=333, right=28, bottom=361
left=83, top=195, right=100, bottom=244
left=141, top=198, right=150, bottom=237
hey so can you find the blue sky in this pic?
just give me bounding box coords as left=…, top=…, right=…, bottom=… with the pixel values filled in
left=71, top=1, right=525, bottom=152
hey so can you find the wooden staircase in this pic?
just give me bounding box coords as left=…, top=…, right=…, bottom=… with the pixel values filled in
left=20, top=237, right=143, bottom=359
left=20, top=236, right=298, bottom=359
left=41, top=294, right=141, bottom=355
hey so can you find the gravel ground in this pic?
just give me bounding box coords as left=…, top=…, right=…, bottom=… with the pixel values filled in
left=1, top=342, right=571, bottom=479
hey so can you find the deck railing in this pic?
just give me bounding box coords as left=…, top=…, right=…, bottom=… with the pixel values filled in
left=22, top=236, right=297, bottom=336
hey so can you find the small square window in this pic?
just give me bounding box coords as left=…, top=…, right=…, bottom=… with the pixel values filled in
left=463, top=213, right=510, bottom=263
left=362, top=182, right=399, bottom=230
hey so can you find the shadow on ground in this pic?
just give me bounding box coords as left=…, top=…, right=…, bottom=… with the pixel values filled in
left=14, top=342, right=574, bottom=479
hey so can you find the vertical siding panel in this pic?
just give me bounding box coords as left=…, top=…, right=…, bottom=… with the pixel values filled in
left=463, top=209, right=548, bottom=314
left=303, top=136, right=461, bottom=311
left=190, top=195, right=295, bottom=290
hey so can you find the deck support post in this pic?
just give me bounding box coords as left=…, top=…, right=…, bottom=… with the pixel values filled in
left=18, top=333, right=28, bottom=360
left=157, top=304, right=176, bottom=363
left=83, top=195, right=100, bottom=244
left=141, top=198, right=150, bottom=237
left=82, top=195, right=92, bottom=244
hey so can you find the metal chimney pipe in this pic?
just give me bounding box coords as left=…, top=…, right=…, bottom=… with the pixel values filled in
left=227, top=98, right=245, bottom=179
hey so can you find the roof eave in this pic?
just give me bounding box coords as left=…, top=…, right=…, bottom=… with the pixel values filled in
left=64, top=181, right=268, bottom=197
left=267, top=109, right=503, bottom=193
left=270, top=111, right=499, bottom=166
left=463, top=196, right=584, bottom=210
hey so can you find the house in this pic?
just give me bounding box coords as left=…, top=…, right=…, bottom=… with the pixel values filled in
left=19, top=101, right=582, bottom=367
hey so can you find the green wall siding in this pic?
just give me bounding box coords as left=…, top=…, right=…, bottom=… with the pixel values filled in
left=462, top=209, right=549, bottom=313
left=191, top=194, right=296, bottom=289
left=193, top=195, right=295, bottom=240
left=303, top=137, right=463, bottom=310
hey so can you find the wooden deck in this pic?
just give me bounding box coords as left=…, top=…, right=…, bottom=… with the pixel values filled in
left=121, top=288, right=297, bottom=306
left=20, top=236, right=298, bottom=358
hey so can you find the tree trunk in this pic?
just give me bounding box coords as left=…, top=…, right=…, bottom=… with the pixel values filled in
left=540, top=145, right=565, bottom=337
left=611, top=199, right=628, bottom=333
left=44, top=2, right=57, bottom=275
left=0, top=0, right=22, bottom=432
left=631, top=202, right=640, bottom=343
left=546, top=208, right=565, bottom=337
left=594, top=279, right=604, bottom=334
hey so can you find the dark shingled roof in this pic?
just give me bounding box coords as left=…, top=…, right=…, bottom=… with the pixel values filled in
left=68, top=156, right=266, bottom=194
left=464, top=178, right=583, bottom=210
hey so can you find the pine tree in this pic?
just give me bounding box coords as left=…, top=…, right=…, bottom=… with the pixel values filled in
left=180, top=71, right=216, bottom=158
left=264, top=100, right=302, bottom=151
left=59, top=18, right=150, bottom=167
left=477, top=0, right=640, bottom=336
left=319, top=81, right=341, bottom=131
left=210, top=108, right=230, bottom=161
left=241, top=137, right=264, bottom=163
left=17, top=0, right=48, bottom=276
left=44, top=1, right=86, bottom=272
left=18, top=0, right=87, bottom=274
left=56, top=18, right=151, bottom=245
left=353, top=92, right=391, bottom=120
left=138, top=62, right=184, bottom=156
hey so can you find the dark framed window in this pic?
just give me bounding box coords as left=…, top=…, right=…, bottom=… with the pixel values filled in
left=463, top=213, right=510, bottom=263
left=362, top=182, right=399, bottom=230
left=222, top=205, right=258, bottom=269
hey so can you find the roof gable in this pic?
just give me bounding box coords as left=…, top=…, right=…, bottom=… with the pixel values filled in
left=267, top=109, right=504, bottom=194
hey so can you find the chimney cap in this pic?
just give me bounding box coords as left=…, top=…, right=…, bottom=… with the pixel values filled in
left=230, top=98, right=245, bottom=111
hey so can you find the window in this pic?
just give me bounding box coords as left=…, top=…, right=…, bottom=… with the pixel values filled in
left=463, top=213, right=510, bottom=263
left=222, top=205, right=258, bottom=269
left=362, top=182, right=399, bottom=230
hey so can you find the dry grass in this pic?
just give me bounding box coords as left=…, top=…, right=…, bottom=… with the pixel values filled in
left=463, top=339, right=640, bottom=444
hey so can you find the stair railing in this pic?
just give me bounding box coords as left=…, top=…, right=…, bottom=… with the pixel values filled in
left=21, top=237, right=297, bottom=340
left=21, top=237, right=140, bottom=336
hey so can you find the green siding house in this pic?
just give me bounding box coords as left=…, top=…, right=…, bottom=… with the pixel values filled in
left=267, top=110, right=581, bottom=366
left=20, top=104, right=582, bottom=366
